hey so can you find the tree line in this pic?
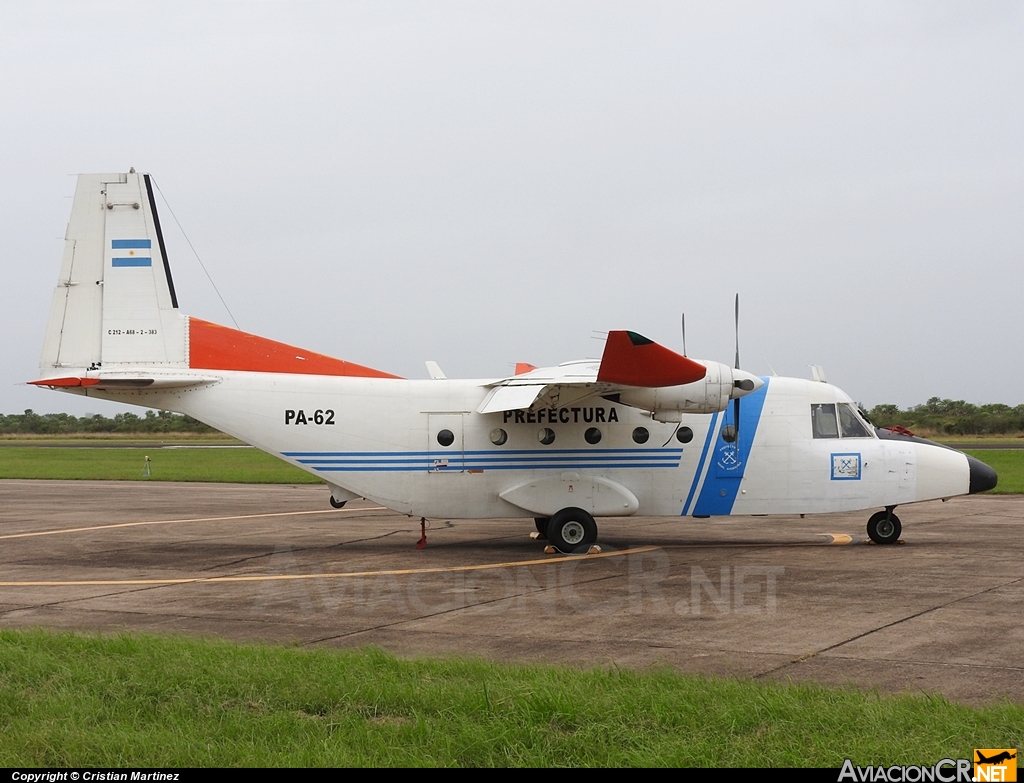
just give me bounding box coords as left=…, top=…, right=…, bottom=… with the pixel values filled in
left=1, top=409, right=215, bottom=435
left=864, top=398, right=1024, bottom=436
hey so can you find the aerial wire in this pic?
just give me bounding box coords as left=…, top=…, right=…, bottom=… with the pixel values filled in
left=150, top=176, right=240, bottom=330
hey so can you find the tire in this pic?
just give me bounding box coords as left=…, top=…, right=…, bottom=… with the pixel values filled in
left=534, top=517, right=550, bottom=537
left=547, top=507, right=598, bottom=553
left=329, top=496, right=347, bottom=509
left=867, top=510, right=901, bottom=545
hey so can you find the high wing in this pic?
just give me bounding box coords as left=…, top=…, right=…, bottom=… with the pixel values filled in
left=478, top=330, right=762, bottom=419
left=477, top=358, right=609, bottom=414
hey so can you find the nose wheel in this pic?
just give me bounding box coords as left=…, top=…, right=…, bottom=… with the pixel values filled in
left=867, top=509, right=902, bottom=545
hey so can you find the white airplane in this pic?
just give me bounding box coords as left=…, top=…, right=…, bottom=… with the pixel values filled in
left=31, top=171, right=998, bottom=551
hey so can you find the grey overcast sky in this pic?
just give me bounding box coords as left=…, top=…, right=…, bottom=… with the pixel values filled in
left=2, top=1, right=1022, bottom=415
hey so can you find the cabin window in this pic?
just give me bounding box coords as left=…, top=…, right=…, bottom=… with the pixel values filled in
left=538, top=427, right=556, bottom=445
left=489, top=428, right=508, bottom=446
left=632, top=426, right=649, bottom=444
left=721, top=424, right=737, bottom=443
left=436, top=429, right=455, bottom=447
left=676, top=426, right=694, bottom=444
left=585, top=427, right=602, bottom=444
left=838, top=403, right=872, bottom=438
left=811, top=403, right=839, bottom=439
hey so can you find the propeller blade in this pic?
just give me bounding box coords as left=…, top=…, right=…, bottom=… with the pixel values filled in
left=734, top=294, right=741, bottom=443
left=681, top=313, right=687, bottom=357
left=734, top=293, right=740, bottom=370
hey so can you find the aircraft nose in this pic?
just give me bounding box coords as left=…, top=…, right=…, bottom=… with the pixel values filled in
left=967, top=455, right=998, bottom=494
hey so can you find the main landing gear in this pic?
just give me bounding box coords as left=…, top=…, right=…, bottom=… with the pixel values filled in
left=546, top=507, right=598, bottom=553
left=867, top=508, right=902, bottom=545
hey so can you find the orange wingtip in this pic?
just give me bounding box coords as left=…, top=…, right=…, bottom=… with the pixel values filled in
left=188, top=318, right=402, bottom=379
left=28, top=377, right=101, bottom=387
left=596, top=330, right=707, bottom=387
left=515, top=363, right=537, bottom=375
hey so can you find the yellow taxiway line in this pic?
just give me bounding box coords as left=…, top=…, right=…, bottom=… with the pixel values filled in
left=0, top=546, right=661, bottom=587
left=0, top=506, right=387, bottom=542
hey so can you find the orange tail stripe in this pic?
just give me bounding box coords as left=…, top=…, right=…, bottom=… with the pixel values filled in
left=188, top=317, right=402, bottom=378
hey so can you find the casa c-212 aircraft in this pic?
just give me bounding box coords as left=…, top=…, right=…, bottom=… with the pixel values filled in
left=31, top=171, right=998, bottom=552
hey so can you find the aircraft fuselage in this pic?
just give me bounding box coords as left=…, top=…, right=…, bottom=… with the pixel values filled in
left=73, top=372, right=980, bottom=522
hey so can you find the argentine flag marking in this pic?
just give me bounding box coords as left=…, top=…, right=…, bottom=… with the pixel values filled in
left=111, top=238, right=152, bottom=267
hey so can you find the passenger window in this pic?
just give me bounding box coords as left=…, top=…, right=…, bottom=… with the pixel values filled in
left=838, top=404, right=871, bottom=438
left=811, top=403, right=839, bottom=439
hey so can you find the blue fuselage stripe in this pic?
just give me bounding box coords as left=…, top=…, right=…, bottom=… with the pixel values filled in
left=313, top=462, right=680, bottom=472
left=297, top=455, right=680, bottom=465
left=691, top=379, right=770, bottom=516
left=284, top=448, right=682, bottom=458
left=682, top=411, right=720, bottom=515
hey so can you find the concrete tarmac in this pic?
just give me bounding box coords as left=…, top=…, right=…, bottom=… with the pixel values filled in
left=0, top=479, right=1020, bottom=706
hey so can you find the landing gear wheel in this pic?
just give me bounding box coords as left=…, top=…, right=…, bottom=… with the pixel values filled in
left=534, top=517, right=550, bottom=537
left=546, top=508, right=598, bottom=553
left=329, top=496, right=347, bottom=509
left=867, top=510, right=902, bottom=545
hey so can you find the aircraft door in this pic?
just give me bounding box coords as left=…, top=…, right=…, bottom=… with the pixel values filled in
left=427, top=414, right=465, bottom=473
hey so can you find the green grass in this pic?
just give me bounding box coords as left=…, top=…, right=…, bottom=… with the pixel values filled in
left=0, top=446, right=321, bottom=484
left=0, top=629, right=1020, bottom=767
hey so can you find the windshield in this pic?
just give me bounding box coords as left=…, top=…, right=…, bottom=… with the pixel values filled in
left=838, top=403, right=871, bottom=438
left=812, top=402, right=874, bottom=439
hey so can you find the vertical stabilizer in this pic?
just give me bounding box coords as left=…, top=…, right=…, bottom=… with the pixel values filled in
left=39, top=171, right=187, bottom=376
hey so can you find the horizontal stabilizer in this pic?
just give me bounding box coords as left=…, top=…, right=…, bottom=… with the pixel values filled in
left=29, top=373, right=221, bottom=390
left=597, top=331, right=707, bottom=387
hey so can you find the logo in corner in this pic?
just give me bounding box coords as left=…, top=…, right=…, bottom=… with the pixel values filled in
left=975, top=749, right=1016, bottom=782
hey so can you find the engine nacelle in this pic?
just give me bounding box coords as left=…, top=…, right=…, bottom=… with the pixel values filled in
left=614, top=362, right=763, bottom=422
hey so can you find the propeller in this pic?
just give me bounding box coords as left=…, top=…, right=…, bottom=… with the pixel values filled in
left=734, top=294, right=740, bottom=372
left=732, top=294, right=741, bottom=444
left=681, top=313, right=687, bottom=357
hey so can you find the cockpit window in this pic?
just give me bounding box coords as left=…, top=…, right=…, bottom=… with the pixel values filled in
left=838, top=403, right=871, bottom=438
left=812, top=402, right=874, bottom=439
left=811, top=403, right=839, bottom=439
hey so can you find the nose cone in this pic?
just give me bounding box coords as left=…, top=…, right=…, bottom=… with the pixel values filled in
left=967, top=455, right=998, bottom=494
left=731, top=369, right=765, bottom=398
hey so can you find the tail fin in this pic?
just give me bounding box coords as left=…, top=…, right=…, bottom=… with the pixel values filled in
left=39, top=171, right=186, bottom=377
left=36, top=171, right=401, bottom=387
